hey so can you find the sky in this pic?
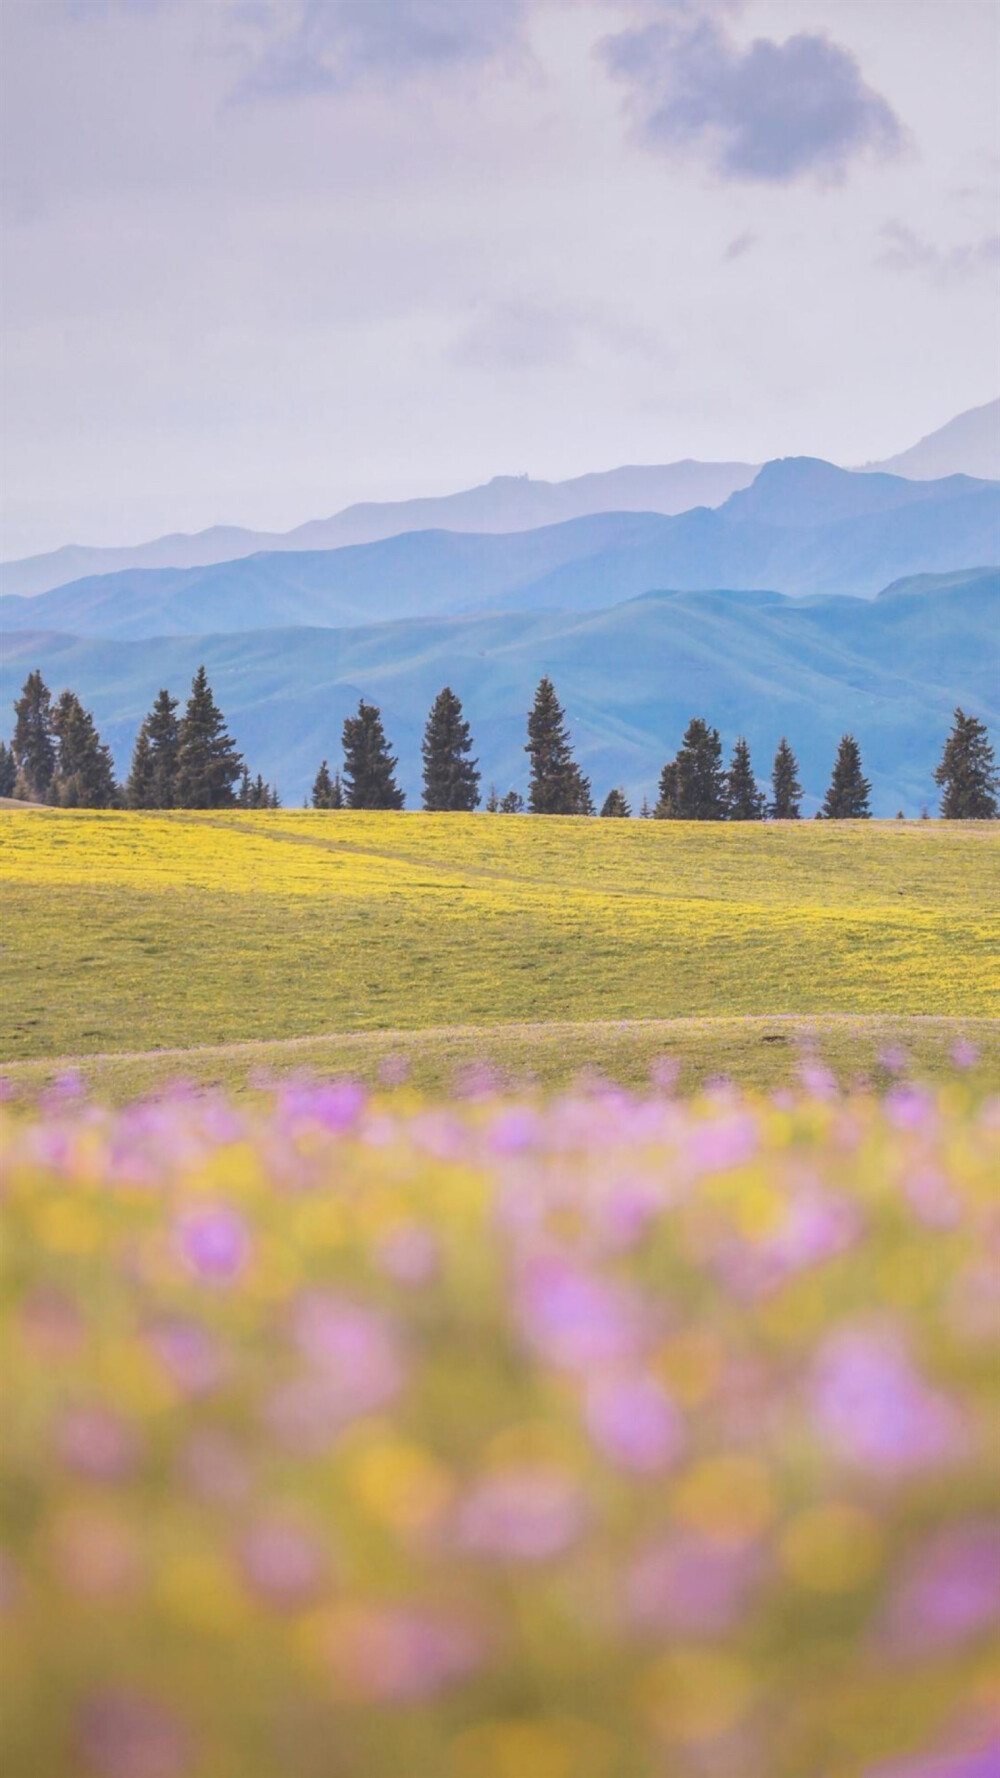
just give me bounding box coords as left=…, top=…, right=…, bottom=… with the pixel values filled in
left=1, top=0, right=998, bottom=558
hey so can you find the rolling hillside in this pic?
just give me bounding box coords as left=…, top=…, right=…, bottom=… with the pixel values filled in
left=2, top=459, right=997, bottom=640
left=3, top=570, right=996, bottom=815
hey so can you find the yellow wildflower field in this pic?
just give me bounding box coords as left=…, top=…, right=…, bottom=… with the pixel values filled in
left=1, top=808, right=997, bottom=1064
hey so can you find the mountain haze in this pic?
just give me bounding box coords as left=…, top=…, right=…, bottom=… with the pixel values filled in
left=3, top=460, right=996, bottom=640
left=0, top=461, right=758, bottom=599
left=863, top=399, right=1000, bottom=482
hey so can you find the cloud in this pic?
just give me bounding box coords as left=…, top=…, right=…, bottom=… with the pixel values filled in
left=724, top=229, right=757, bottom=260
left=600, top=11, right=902, bottom=182
left=877, top=222, right=1000, bottom=283
left=235, top=0, right=529, bottom=98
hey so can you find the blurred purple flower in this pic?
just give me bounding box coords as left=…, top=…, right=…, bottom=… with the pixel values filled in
left=459, top=1467, right=587, bottom=1562
left=626, top=1532, right=764, bottom=1637
left=376, top=1223, right=440, bottom=1286
left=867, top=1735, right=1000, bottom=1777
left=811, top=1327, right=967, bottom=1474
left=878, top=1047, right=910, bottom=1077
left=515, top=1256, right=648, bottom=1371
left=951, top=1040, right=980, bottom=1071
left=333, top=1605, right=483, bottom=1703
left=687, top=1113, right=759, bottom=1174
left=176, top=1204, right=251, bottom=1284
left=488, top=1107, right=543, bottom=1154
left=880, top=1521, right=1000, bottom=1655
left=74, top=1690, right=191, bottom=1778
left=885, top=1084, right=936, bottom=1132
left=585, top=1372, right=685, bottom=1473
left=58, top=1406, right=139, bottom=1483
left=177, top=1430, right=252, bottom=1506
left=280, top=1080, right=366, bottom=1133
left=147, top=1319, right=225, bottom=1396
left=238, top=1518, right=327, bottom=1612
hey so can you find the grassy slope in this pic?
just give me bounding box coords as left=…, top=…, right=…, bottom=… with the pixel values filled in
left=2, top=808, right=997, bottom=1083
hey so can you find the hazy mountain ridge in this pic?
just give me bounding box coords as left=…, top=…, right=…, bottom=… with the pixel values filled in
left=3, top=401, right=996, bottom=599
left=3, top=571, right=995, bottom=817
left=0, top=461, right=759, bottom=599
left=3, top=459, right=996, bottom=640
left=862, top=398, right=1000, bottom=482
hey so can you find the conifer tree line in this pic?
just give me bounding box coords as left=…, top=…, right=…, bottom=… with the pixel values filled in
left=2, top=666, right=277, bottom=810
left=3, top=669, right=997, bottom=820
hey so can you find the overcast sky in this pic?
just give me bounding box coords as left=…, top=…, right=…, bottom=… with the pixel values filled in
left=2, top=0, right=998, bottom=557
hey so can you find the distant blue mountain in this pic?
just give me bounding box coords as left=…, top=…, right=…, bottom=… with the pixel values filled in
left=3, top=570, right=996, bottom=817
left=2, top=459, right=995, bottom=641
left=0, top=459, right=759, bottom=598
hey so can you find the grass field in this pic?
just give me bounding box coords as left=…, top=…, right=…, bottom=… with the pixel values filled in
left=2, top=808, right=998, bottom=1088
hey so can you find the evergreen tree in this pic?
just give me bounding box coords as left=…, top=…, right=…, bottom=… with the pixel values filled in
left=12, top=670, right=56, bottom=801
left=238, top=767, right=252, bottom=807
left=600, top=788, right=631, bottom=818
left=174, top=667, right=243, bottom=809
left=638, top=796, right=653, bottom=819
left=525, top=677, right=592, bottom=814
left=484, top=784, right=500, bottom=813
left=769, top=738, right=802, bottom=820
left=726, top=738, right=765, bottom=820
left=312, top=760, right=343, bottom=809
left=934, top=709, right=998, bottom=819
left=821, top=735, right=872, bottom=819
left=421, top=687, right=481, bottom=812
left=656, top=718, right=727, bottom=819
left=0, top=741, right=16, bottom=798
left=342, top=701, right=405, bottom=810
left=499, top=789, right=525, bottom=813
left=51, top=691, right=117, bottom=807
left=127, top=689, right=179, bottom=809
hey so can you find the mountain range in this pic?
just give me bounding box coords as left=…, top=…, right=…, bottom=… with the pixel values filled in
left=3, top=400, right=997, bottom=600
left=0, top=460, right=759, bottom=599
left=4, top=569, right=996, bottom=818
left=2, top=458, right=997, bottom=640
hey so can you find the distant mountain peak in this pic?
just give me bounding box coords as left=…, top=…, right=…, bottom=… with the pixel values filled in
left=862, top=399, right=1000, bottom=482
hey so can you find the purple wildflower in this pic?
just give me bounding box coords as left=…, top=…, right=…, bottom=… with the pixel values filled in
left=74, top=1690, right=191, bottom=1778
left=584, top=1372, right=685, bottom=1474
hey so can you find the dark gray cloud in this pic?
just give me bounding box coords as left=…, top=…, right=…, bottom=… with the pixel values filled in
left=601, top=12, right=902, bottom=182
left=236, top=0, right=528, bottom=98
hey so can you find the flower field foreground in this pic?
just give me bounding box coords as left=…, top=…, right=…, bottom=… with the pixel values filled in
left=1, top=1072, right=998, bottom=1778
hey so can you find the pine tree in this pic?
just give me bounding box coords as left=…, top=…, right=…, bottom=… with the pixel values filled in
left=656, top=718, right=727, bottom=819
left=421, top=687, right=481, bottom=811
left=726, top=738, right=765, bottom=820
left=238, top=767, right=252, bottom=807
left=12, top=670, right=56, bottom=801
left=174, top=667, right=243, bottom=809
left=311, top=760, right=334, bottom=810
left=525, top=677, right=592, bottom=814
left=342, top=701, right=405, bottom=810
left=499, top=790, right=525, bottom=813
left=769, top=738, right=802, bottom=820
left=638, top=796, right=653, bottom=819
left=485, top=784, right=500, bottom=813
left=51, top=691, right=118, bottom=807
left=934, top=709, right=998, bottom=819
left=0, top=741, right=16, bottom=798
left=127, top=689, right=180, bottom=809
left=821, top=735, right=872, bottom=819
left=600, top=788, right=631, bottom=818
